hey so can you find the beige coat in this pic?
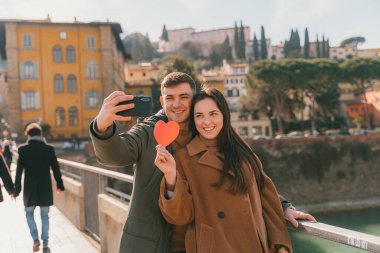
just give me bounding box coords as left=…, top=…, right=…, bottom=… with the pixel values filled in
left=159, top=136, right=292, bottom=253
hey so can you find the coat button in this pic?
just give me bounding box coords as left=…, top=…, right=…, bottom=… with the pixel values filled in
left=217, top=211, right=225, bottom=219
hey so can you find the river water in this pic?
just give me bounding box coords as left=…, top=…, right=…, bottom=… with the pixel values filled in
left=290, top=208, right=380, bottom=252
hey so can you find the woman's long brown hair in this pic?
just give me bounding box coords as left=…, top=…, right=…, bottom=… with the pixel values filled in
left=189, top=87, right=265, bottom=194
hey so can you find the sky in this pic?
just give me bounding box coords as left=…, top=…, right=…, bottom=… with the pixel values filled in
left=1, top=0, right=379, bottom=49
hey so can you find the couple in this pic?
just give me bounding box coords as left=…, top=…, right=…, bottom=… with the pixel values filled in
left=90, top=72, right=315, bottom=253
left=0, top=123, right=65, bottom=253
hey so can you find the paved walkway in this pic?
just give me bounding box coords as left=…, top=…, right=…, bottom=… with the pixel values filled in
left=0, top=168, right=99, bottom=253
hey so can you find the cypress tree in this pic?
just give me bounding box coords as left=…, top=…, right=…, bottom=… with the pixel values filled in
left=234, top=21, right=239, bottom=59
left=239, top=21, right=246, bottom=59
left=316, top=35, right=321, bottom=58
left=223, top=36, right=233, bottom=61
left=253, top=33, right=259, bottom=61
left=260, top=26, right=268, bottom=59
left=284, top=40, right=288, bottom=58
left=161, top=24, right=169, bottom=41
left=304, top=28, right=310, bottom=58
left=295, top=29, right=301, bottom=57
left=322, top=35, right=326, bottom=58
left=326, top=38, right=330, bottom=58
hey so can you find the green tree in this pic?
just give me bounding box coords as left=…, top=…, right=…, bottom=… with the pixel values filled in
left=246, top=60, right=294, bottom=133
left=341, top=58, right=380, bottom=129
left=161, top=24, right=169, bottom=41
left=340, top=36, right=365, bottom=47
left=305, top=59, right=341, bottom=133
left=234, top=22, right=239, bottom=59
left=223, top=36, right=233, bottom=61
left=178, top=41, right=204, bottom=60
left=260, top=26, right=268, bottom=60
left=316, top=35, right=321, bottom=58
left=326, top=39, right=330, bottom=59
left=253, top=33, right=259, bottom=61
left=304, top=28, right=310, bottom=58
left=123, top=33, right=155, bottom=63
left=322, top=35, right=326, bottom=58
left=239, top=21, right=246, bottom=59
left=161, top=55, right=202, bottom=93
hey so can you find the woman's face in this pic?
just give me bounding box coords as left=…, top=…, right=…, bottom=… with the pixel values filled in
left=194, top=98, right=223, bottom=140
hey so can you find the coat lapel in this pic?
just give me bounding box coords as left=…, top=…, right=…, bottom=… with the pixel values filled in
left=186, top=136, right=234, bottom=176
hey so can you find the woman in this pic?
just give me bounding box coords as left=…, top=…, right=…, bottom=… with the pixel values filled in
left=3, top=141, right=13, bottom=169
left=155, top=88, right=292, bottom=253
left=0, top=153, right=14, bottom=203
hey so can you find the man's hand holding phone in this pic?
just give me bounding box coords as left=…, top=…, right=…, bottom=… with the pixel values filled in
left=96, top=91, right=135, bottom=133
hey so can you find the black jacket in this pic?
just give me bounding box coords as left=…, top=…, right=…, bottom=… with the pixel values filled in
left=0, top=155, right=14, bottom=201
left=14, top=139, right=65, bottom=207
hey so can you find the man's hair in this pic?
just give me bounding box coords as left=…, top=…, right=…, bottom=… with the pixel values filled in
left=161, top=72, right=196, bottom=93
left=25, top=122, right=42, bottom=136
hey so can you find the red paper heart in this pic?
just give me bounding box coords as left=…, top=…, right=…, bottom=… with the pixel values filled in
left=154, top=120, right=180, bottom=147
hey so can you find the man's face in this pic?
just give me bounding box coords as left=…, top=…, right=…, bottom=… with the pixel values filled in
left=160, top=82, right=194, bottom=126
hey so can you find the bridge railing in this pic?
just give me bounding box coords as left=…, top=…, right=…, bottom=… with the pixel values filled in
left=15, top=152, right=380, bottom=253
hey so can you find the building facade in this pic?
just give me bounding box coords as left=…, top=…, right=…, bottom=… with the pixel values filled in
left=221, top=60, right=272, bottom=138
left=159, top=26, right=251, bottom=56
left=0, top=18, right=127, bottom=139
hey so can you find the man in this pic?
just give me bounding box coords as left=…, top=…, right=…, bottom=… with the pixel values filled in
left=14, top=123, right=65, bottom=253
left=90, top=72, right=315, bottom=253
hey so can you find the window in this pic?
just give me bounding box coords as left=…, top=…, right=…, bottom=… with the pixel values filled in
left=87, top=36, right=95, bottom=49
left=60, top=32, right=67, bottom=40
left=142, top=72, right=146, bottom=77
left=129, top=73, right=134, bottom=77
left=85, top=89, right=102, bottom=108
left=66, top=46, right=76, bottom=63
left=53, top=45, right=62, bottom=62
left=67, top=75, right=77, bottom=93
left=21, top=91, right=40, bottom=110
left=21, top=61, right=38, bottom=79
left=55, top=107, right=65, bottom=127
left=238, top=127, right=248, bottom=136
left=68, top=107, right=79, bottom=126
left=86, top=61, right=98, bottom=79
left=232, top=88, right=239, bottom=97
left=54, top=74, right=64, bottom=93
left=252, top=126, right=263, bottom=135
left=23, top=34, right=32, bottom=48
left=227, top=89, right=233, bottom=97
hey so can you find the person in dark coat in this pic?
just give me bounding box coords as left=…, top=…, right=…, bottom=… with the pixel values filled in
left=0, top=153, right=14, bottom=203
left=2, top=141, right=13, bottom=169
left=13, top=123, right=65, bottom=253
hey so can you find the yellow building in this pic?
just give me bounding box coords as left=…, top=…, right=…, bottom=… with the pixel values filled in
left=0, top=18, right=128, bottom=139
left=198, top=69, right=225, bottom=93
left=124, top=62, right=161, bottom=96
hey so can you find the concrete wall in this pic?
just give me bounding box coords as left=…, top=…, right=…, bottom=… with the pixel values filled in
left=98, top=194, right=128, bottom=253
left=53, top=175, right=85, bottom=230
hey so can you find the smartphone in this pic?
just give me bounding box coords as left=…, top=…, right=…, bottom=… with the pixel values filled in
left=116, top=96, right=153, bottom=117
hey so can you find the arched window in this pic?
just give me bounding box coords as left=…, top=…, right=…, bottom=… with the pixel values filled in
left=53, top=45, right=62, bottom=62
left=21, top=90, right=40, bottom=110
left=55, top=107, right=65, bottom=127
left=67, top=74, right=77, bottom=93
left=68, top=106, right=79, bottom=126
left=54, top=74, right=64, bottom=93
left=66, top=46, right=76, bottom=63
left=85, top=89, right=102, bottom=109
left=86, top=60, right=98, bottom=79
left=21, top=61, right=38, bottom=79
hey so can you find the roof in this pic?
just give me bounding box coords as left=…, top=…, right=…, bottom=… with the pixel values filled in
left=0, top=19, right=130, bottom=59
